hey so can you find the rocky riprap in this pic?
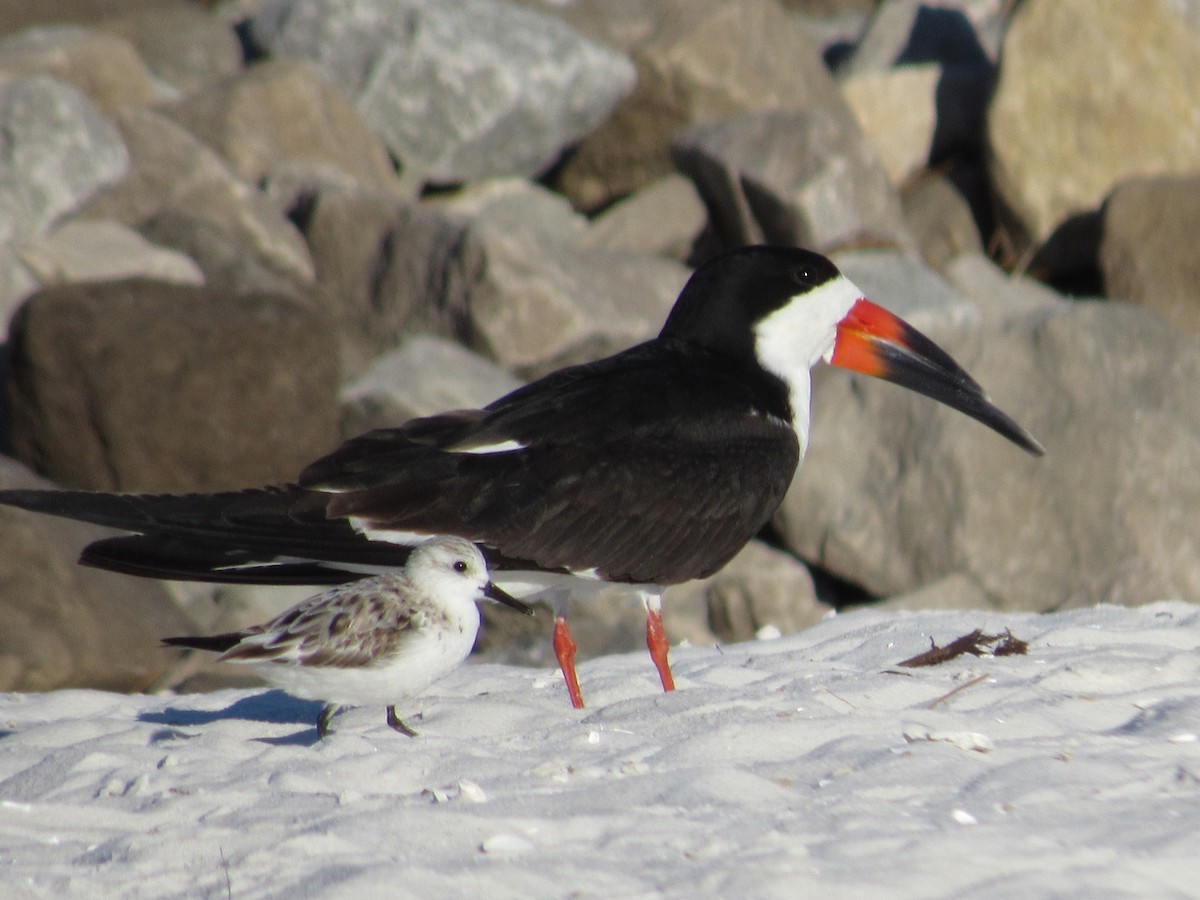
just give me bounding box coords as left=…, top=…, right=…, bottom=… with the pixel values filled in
left=1, top=0, right=1198, bottom=692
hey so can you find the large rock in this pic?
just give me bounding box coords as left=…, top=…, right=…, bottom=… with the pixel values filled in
left=900, top=173, right=984, bottom=274
left=987, top=0, right=1200, bottom=246
left=942, top=251, right=1070, bottom=318
left=1099, top=174, right=1200, bottom=335
left=248, top=0, right=635, bottom=184
left=162, top=59, right=397, bottom=188
left=0, top=25, right=158, bottom=111
left=16, top=218, right=204, bottom=287
left=0, top=75, right=128, bottom=331
left=548, top=0, right=856, bottom=211
left=840, top=64, right=942, bottom=186
left=835, top=1, right=999, bottom=218
left=0, top=0, right=165, bottom=36
left=6, top=280, right=339, bottom=492
left=432, top=181, right=687, bottom=375
left=0, top=457, right=195, bottom=692
left=837, top=0, right=994, bottom=74
left=137, top=208, right=309, bottom=301
left=303, top=180, right=687, bottom=379
left=777, top=251, right=1200, bottom=611
left=841, top=63, right=992, bottom=188
left=0, top=75, right=127, bottom=242
left=580, top=173, right=707, bottom=261
left=672, top=109, right=912, bottom=253
left=339, top=336, right=525, bottom=440
left=301, top=187, right=465, bottom=375
left=79, top=106, right=315, bottom=290
left=676, top=540, right=827, bottom=645
left=96, top=3, right=243, bottom=96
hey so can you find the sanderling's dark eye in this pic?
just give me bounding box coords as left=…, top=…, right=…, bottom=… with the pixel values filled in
left=453, top=560, right=469, bottom=574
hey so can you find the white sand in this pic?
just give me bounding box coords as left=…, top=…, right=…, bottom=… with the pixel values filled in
left=2, top=602, right=1199, bottom=898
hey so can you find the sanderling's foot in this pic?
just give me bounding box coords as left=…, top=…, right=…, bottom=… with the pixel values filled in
left=386, top=705, right=419, bottom=737
left=317, top=703, right=341, bottom=740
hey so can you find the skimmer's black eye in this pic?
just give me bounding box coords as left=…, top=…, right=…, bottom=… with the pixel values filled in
left=790, top=252, right=836, bottom=290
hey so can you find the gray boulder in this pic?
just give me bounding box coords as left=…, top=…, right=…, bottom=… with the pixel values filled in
left=433, top=181, right=687, bottom=375
left=942, top=252, right=1067, bottom=318
left=580, top=173, right=707, bottom=261
left=840, top=64, right=943, bottom=187
left=79, top=106, right=315, bottom=290
left=302, top=187, right=466, bottom=375
left=672, top=109, right=913, bottom=253
left=162, top=59, right=397, bottom=189
left=137, top=208, right=310, bottom=301
left=870, top=572, right=993, bottom=614
left=16, top=218, right=204, bottom=288
left=339, top=336, right=525, bottom=440
left=841, top=63, right=992, bottom=188
left=249, top=0, right=635, bottom=184
left=96, top=3, right=243, bottom=96
left=674, top=540, right=827, bottom=645
left=0, top=75, right=128, bottom=331
left=304, top=180, right=687, bottom=379
left=0, top=76, right=127, bottom=238
left=836, top=0, right=996, bottom=186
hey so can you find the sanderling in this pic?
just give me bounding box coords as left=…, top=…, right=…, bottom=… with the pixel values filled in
left=163, top=536, right=533, bottom=739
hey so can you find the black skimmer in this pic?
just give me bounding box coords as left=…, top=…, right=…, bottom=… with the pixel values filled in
left=0, top=246, right=1042, bottom=708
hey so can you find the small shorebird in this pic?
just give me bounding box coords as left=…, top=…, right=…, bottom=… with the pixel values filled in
left=0, top=246, right=1042, bottom=709
left=162, top=536, right=533, bottom=739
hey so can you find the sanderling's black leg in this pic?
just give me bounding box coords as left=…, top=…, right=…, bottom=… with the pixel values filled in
left=386, top=706, right=418, bottom=737
left=317, top=703, right=339, bottom=740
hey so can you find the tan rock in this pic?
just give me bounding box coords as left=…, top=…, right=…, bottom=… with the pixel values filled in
left=842, top=64, right=942, bottom=185
left=1100, top=174, right=1200, bottom=335
left=988, top=0, right=1200, bottom=244
left=552, top=0, right=855, bottom=210
left=0, top=26, right=156, bottom=111
left=17, top=219, right=203, bottom=287
left=81, top=107, right=315, bottom=286
left=163, top=60, right=397, bottom=189
left=7, top=280, right=338, bottom=493
left=0, top=457, right=195, bottom=692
